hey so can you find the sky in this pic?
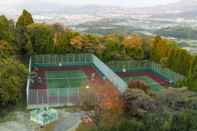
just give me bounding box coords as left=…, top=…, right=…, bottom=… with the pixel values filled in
left=0, top=0, right=181, bottom=8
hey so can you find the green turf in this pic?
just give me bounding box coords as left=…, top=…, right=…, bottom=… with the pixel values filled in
left=46, top=71, right=87, bottom=96
left=47, top=71, right=87, bottom=80
left=123, top=76, right=163, bottom=92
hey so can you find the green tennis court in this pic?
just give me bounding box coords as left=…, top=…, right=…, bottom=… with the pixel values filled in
left=123, top=76, right=164, bottom=92
left=46, top=71, right=87, bottom=96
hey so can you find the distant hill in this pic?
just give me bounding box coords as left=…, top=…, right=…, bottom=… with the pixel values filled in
left=147, top=0, right=197, bottom=18
left=155, top=26, right=197, bottom=40
left=2, top=0, right=197, bottom=22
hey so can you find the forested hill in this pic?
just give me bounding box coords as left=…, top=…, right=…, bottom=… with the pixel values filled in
left=155, top=26, right=197, bottom=40
left=0, top=9, right=197, bottom=131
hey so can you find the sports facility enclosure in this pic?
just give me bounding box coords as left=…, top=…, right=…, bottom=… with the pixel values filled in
left=108, top=60, right=185, bottom=92
left=27, top=54, right=127, bottom=109
left=26, top=54, right=185, bottom=108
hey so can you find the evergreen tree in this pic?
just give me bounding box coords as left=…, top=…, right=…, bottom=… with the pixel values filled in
left=0, top=15, right=9, bottom=40
left=0, top=15, right=14, bottom=42
left=16, top=9, right=34, bottom=28
left=27, top=23, right=54, bottom=54
left=16, top=9, right=34, bottom=55
left=192, top=56, right=197, bottom=79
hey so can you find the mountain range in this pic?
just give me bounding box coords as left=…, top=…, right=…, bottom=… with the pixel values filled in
left=1, top=0, right=197, bottom=19
left=145, top=0, right=197, bottom=18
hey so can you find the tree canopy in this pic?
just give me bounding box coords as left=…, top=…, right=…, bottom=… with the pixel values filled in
left=16, top=9, right=34, bottom=28
left=0, top=10, right=196, bottom=109
left=0, top=58, right=27, bottom=106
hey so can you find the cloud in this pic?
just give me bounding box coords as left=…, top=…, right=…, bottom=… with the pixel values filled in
left=0, top=0, right=26, bottom=7
left=0, top=0, right=181, bottom=7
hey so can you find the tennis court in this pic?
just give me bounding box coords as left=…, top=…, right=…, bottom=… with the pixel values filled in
left=27, top=54, right=127, bottom=109
left=47, top=71, right=87, bottom=89
left=47, top=71, right=87, bottom=97
left=108, top=60, right=185, bottom=86
left=107, top=60, right=185, bottom=92
left=123, top=76, right=164, bottom=92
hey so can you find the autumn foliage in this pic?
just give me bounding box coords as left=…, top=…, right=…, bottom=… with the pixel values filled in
left=80, top=80, right=122, bottom=111
left=128, top=80, right=150, bottom=93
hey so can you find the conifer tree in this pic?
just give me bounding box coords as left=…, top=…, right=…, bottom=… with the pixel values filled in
left=16, top=9, right=34, bottom=55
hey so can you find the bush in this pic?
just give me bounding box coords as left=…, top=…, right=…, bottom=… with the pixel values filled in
left=128, top=80, right=150, bottom=94
left=142, top=113, right=172, bottom=131
left=170, top=110, right=197, bottom=131
left=122, top=88, right=160, bottom=118
left=117, top=119, right=144, bottom=131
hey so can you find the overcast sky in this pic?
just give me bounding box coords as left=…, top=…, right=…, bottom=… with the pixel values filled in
left=0, top=0, right=181, bottom=7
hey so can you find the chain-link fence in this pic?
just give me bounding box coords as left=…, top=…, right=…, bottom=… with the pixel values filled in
left=108, top=60, right=185, bottom=85
left=27, top=54, right=127, bottom=109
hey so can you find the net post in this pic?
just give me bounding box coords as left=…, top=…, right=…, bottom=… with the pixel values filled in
left=77, top=87, right=80, bottom=105
left=26, top=56, right=32, bottom=107
left=42, top=55, right=44, bottom=64
left=47, top=88, right=49, bottom=106
left=58, top=88, right=60, bottom=106
left=67, top=79, right=70, bottom=105
left=73, top=54, right=75, bottom=65
left=37, top=89, right=38, bottom=105
left=85, top=55, right=87, bottom=64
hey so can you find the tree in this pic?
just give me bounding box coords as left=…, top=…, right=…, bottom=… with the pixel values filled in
left=122, top=34, right=143, bottom=49
left=0, top=40, right=14, bottom=57
left=122, top=89, right=157, bottom=117
left=141, top=37, right=152, bottom=59
left=79, top=81, right=123, bottom=129
left=0, top=15, right=9, bottom=40
left=0, top=58, right=27, bottom=106
left=80, top=84, right=99, bottom=111
left=70, top=34, right=101, bottom=54
left=16, top=9, right=34, bottom=55
left=142, top=113, right=172, bottom=131
left=168, top=48, right=192, bottom=76
left=27, top=23, right=54, bottom=54
left=184, top=55, right=197, bottom=91
left=192, top=56, right=197, bottom=79
left=160, top=57, right=169, bottom=68
left=128, top=80, right=150, bottom=93
left=170, top=111, right=197, bottom=131
left=133, top=47, right=144, bottom=60
left=0, top=16, right=15, bottom=43
left=102, top=33, right=123, bottom=60
left=82, top=34, right=100, bottom=53
left=70, top=35, right=84, bottom=52
left=52, top=23, right=64, bottom=32
left=53, top=27, right=79, bottom=53
left=53, top=32, right=70, bottom=53
left=16, top=9, right=34, bottom=28
left=122, top=34, right=144, bottom=60
left=151, top=36, right=170, bottom=62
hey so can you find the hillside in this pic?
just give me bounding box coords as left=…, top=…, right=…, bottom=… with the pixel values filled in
left=0, top=9, right=197, bottom=131
left=155, top=26, right=197, bottom=40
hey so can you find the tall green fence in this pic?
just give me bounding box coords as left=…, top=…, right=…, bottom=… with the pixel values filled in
left=148, top=62, right=185, bottom=84
left=92, top=55, right=127, bottom=93
left=31, top=54, right=92, bottom=67
left=108, top=60, right=185, bottom=84
left=31, top=54, right=127, bottom=92
left=27, top=54, right=128, bottom=109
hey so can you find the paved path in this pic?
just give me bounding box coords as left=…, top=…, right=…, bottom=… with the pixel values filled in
left=54, top=112, right=84, bottom=131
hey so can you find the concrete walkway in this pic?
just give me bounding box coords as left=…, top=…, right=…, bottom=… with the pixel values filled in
left=54, top=112, right=84, bottom=131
